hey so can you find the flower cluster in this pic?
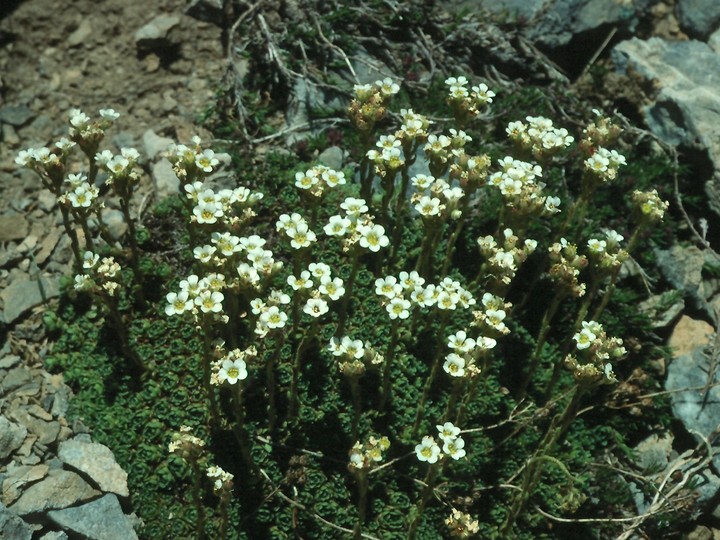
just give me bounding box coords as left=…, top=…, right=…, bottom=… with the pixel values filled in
left=548, top=239, right=588, bottom=298
left=586, top=229, right=628, bottom=275
left=632, top=189, right=669, bottom=223
left=443, top=329, right=495, bottom=378
left=506, top=115, right=574, bottom=160
left=583, top=146, right=627, bottom=183
left=444, top=75, right=496, bottom=123
left=165, top=274, right=226, bottom=317
left=211, top=346, right=257, bottom=386
left=168, top=426, right=206, bottom=461
left=410, top=173, right=467, bottom=221
left=167, top=136, right=223, bottom=182
left=68, top=107, right=119, bottom=152
left=206, top=465, right=234, bottom=495
left=348, top=77, right=400, bottom=133
left=74, top=251, right=123, bottom=296
left=186, top=182, right=263, bottom=228
left=294, top=164, right=346, bottom=198
left=59, top=173, right=100, bottom=211
left=471, top=293, right=512, bottom=337
left=445, top=509, right=480, bottom=538
left=324, top=197, right=390, bottom=253
left=488, top=156, right=560, bottom=216
left=477, top=228, right=538, bottom=286
left=329, top=335, right=383, bottom=376
left=415, top=422, right=467, bottom=463
left=580, top=109, right=623, bottom=152
left=348, top=435, right=390, bottom=471
left=566, top=320, right=626, bottom=386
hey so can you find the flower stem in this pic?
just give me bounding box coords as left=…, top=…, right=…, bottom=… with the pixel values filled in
left=379, top=320, right=400, bottom=410
left=411, top=312, right=448, bottom=438
left=406, top=463, right=440, bottom=539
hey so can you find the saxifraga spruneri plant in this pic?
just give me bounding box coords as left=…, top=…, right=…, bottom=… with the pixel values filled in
left=23, top=72, right=672, bottom=538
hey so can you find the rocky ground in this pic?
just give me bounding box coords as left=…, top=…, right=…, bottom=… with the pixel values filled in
left=0, top=0, right=226, bottom=537
left=2, top=0, right=720, bottom=538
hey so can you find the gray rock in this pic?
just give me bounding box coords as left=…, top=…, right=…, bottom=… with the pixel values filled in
left=318, top=146, right=344, bottom=171
left=634, top=432, right=674, bottom=472
left=613, top=38, right=720, bottom=218
left=9, top=470, right=100, bottom=515
left=0, top=277, right=61, bottom=325
left=0, top=503, right=32, bottom=540
left=34, top=227, right=63, bottom=266
left=101, top=209, right=128, bottom=241
left=2, top=124, right=20, bottom=146
left=448, top=0, right=651, bottom=49
left=0, top=416, right=28, bottom=460
left=0, top=354, right=20, bottom=369
left=0, top=212, right=30, bottom=242
left=185, top=0, right=224, bottom=25
left=676, top=0, right=720, bottom=40
left=710, top=28, right=720, bottom=53
left=58, top=439, right=129, bottom=497
left=142, top=129, right=173, bottom=160
left=0, top=105, right=34, bottom=127
left=638, top=292, right=684, bottom=329
left=37, top=189, right=56, bottom=213
left=1, top=365, right=33, bottom=394
left=2, top=464, right=49, bottom=505
left=152, top=158, right=180, bottom=199
left=285, top=78, right=345, bottom=145
left=665, top=344, right=720, bottom=471
left=67, top=19, right=93, bottom=47
left=39, top=532, right=69, bottom=540
left=134, top=14, right=181, bottom=49
left=654, top=245, right=713, bottom=318
left=48, top=494, right=138, bottom=540
left=9, top=407, right=60, bottom=446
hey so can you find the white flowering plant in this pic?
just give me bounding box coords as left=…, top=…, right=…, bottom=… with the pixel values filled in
left=32, top=70, right=681, bottom=540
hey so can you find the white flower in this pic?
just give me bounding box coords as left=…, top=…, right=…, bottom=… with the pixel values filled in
left=261, top=306, right=288, bottom=329
left=319, top=277, right=345, bottom=301
left=303, top=298, right=329, bottom=318
left=358, top=224, right=389, bottom=252
left=387, top=297, right=411, bottom=320
left=442, top=436, right=466, bottom=460
left=195, top=290, right=224, bottom=313
left=472, top=83, right=495, bottom=105
left=585, top=152, right=610, bottom=174
left=288, top=271, right=313, bottom=291
left=308, top=262, right=332, bottom=281
left=544, top=196, right=561, bottom=214
left=193, top=244, right=217, bottom=263
left=436, top=422, right=461, bottom=442
left=375, top=276, right=401, bottom=298
left=179, top=275, right=202, bottom=297
left=588, top=238, right=607, bottom=254
left=218, top=358, right=248, bottom=385
left=448, top=331, right=476, bottom=353
left=74, top=274, right=93, bottom=291
left=340, top=197, right=368, bottom=217
left=376, top=77, right=400, bottom=97
left=276, top=212, right=304, bottom=232
left=415, top=196, right=442, bottom=217
left=574, top=328, right=597, bottom=350
left=194, top=201, right=224, bottom=224
left=324, top=215, right=351, bottom=236
left=99, top=108, right=120, bottom=121
left=443, top=354, right=466, bottom=377
left=250, top=298, right=266, bottom=315
left=295, top=169, right=319, bottom=190
left=411, top=174, right=435, bottom=190
left=82, top=251, right=99, bottom=269
left=322, top=169, right=346, bottom=187
left=340, top=336, right=365, bottom=359
left=165, top=291, right=194, bottom=316
left=399, top=270, right=425, bottom=291
left=211, top=232, right=242, bottom=257
left=196, top=149, right=219, bottom=173
left=286, top=223, right=317, bottom=249
left=415, top=436, right=441, bottom=464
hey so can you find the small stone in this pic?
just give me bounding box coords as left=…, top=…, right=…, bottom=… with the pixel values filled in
left=10, top=470, right=100, bottom=515
left=668, top=315, right=713, bottom=358
left=0, top=417, right=28, bottom=460
left=49, top=494, right=138, bottom=540
left=58, top=439, right=129, bottom=497
left=34, top=228, right=63, bottom=265
left=2, top=464, right=49, bottom=506
left=142, top=129, right=173, bottom=161
left=1, top=366, right=33, bottom=394
left=16, top=235, right=38, bottom=255
left=152, top=158, right=180, bottom=199
left=0, top=213, right=30, bottom=242
left=67, top=19, right=93, bottom=47
left=134, top=14, right=181, bottom=49
left=318, top=146, right=344, bottom=171
left=634, top=432, right=674, bottom=472
left=0, top=503, right=33, bottom=540
left=2, top=124, right=20, bottom=146
left=101, top=209, right=128, bottom=241
left=39, top=532, right=69, bottom=540
left=9, top=408, right=60, bottom=446
left=0, top=105, right=34, bottom=127
left=185, top=0, right=224, bottom=25
left=0, top=277, right=61, bottom=325
left=0, top=355, right=20, bottom=369
left=37, top=189, right=57, bottom=213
